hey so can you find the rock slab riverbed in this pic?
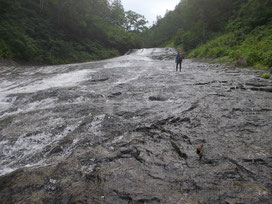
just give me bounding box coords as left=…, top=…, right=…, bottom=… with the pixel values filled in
left=0, top=48, right=272, bottom=203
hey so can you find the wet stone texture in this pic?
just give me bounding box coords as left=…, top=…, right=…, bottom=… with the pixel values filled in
left=0, top=48, right=272, bottom=203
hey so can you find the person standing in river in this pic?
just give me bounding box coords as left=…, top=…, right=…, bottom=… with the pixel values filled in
left=175, top=51, right=183, bottom=72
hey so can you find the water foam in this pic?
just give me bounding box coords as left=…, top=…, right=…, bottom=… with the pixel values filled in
left=0, top=69, right=93, bottom=113
left=0, top=120, right=82, bottom=176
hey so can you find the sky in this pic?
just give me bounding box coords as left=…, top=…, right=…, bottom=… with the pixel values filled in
left=121, top=0, right=181, bottom=26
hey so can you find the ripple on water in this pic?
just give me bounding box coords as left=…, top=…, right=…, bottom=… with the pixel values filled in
left=0, top=120, right=81, bottom=176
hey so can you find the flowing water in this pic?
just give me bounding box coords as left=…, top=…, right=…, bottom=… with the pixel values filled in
left=0, top=48, right=272, bottom=203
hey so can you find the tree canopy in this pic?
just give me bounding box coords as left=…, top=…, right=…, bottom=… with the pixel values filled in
left=144, top=0, right=271, bottom=49
left=142, top=0, right=272, bottom=68
left=0, top=0, right=148, bottom=64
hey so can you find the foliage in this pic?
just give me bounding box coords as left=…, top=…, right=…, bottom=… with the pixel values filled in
left=144, top=0, right=246, bottom=50
left=125, top=10, right=148, bottom=32
left=261, top=73, right=271, bottom=79
left=143, top=0, right=272, bottom=68
left=189, top=22, right=272, bottom=68
left=110, top=0, right=126, bottom=27
left=0, top=0, right=147, bottom=64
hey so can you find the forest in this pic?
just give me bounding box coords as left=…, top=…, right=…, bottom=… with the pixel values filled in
left=0, top=0, right=272, bottom=68
left=0, top=0, right=147, bottom=64
left=145, top=0, right=272, bottom=69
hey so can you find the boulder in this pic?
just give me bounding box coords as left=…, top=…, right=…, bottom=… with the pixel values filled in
left=268, top=67, right=272, bottom=74
left=235, top=56, right=248, bottom=67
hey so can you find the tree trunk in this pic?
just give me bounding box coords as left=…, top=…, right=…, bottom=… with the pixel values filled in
left=40, top=0, right=45, bottom=9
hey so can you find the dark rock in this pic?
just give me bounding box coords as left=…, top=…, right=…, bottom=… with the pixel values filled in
left=108, top=92, right=122, bottom=98
left=148, top=96, right=167, bottom=101
left=235, top=56, right=248, bottom=67
left=89, top=77, right=109, bottom=83
left=245, top=82, right=268, bottom=87
left=249, top=87, right=272, bottom=93
left=50, top=146, right=63, bottom=154
left=171, top=141, right=188, bottom=160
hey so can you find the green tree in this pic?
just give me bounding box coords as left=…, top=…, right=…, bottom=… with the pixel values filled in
left=0, top=0, right=145, bottom=64
left=110, top=0, right=126, bottom=27
left=125, top=10, right=148, bottom=32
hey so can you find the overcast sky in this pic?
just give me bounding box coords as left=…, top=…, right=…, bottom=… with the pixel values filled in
left=122, top=0, right=181, bottom=26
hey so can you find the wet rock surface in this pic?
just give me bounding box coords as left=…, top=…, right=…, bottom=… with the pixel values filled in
left=0, top=48, right=272, bottom=203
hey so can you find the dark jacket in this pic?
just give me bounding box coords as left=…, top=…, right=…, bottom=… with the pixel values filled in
left=175, top=53, right=183, bottom=63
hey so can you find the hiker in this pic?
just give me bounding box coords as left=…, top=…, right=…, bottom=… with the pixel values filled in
left=175, top=51, right=183, bottom=72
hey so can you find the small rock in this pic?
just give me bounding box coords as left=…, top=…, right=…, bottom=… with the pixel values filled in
left=108, top=92, right=122, bottom=98
left=235, top=56, right=248, bottom=67
left=171, top=141, right=187, bottom=159
left=6, top=98, right=13, bottom=102
left=50, top=146, right=63, bottom=154
left=148, top=96, right=167, bottom=101
left=49, top=179, right=56, bottom=184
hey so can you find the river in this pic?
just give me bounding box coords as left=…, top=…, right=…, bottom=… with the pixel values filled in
left=0, top=48, right=271, bottom=203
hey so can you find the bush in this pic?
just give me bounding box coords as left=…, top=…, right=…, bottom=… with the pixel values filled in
left=0, top=39, right=12, bottom=58
left=261, top=73, right=271, bottom=79
left=188, top=22, right=272, bottom=68
left=0, top=0, right=142, bottom=64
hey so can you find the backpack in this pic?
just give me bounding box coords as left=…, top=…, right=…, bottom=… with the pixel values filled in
left=178, top=53, right=182, bottom=61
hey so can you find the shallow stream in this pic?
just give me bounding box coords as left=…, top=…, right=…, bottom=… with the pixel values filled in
left=0, top=48, right=271, bottom=203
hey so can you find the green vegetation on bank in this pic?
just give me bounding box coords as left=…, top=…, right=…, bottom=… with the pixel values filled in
left=0, top=0, right=147, bottom=64
left=189, top=22, right=272, bottom=68
left=261, top=73, right=271, bottom=79
left=144, top=0, right=272, bottom=69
